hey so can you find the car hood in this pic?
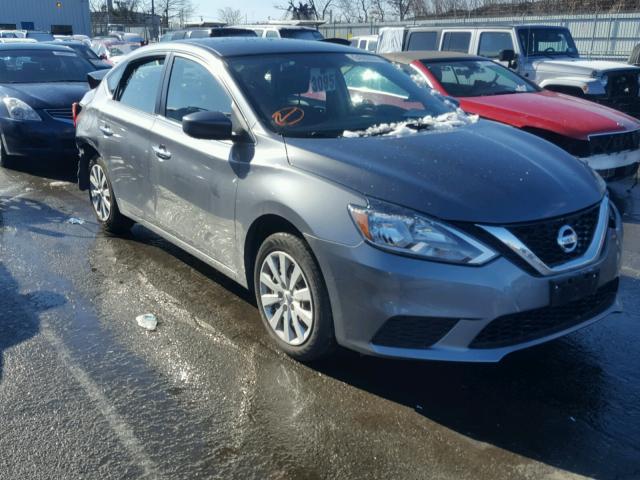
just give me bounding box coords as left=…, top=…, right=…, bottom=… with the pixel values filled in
left=284, top=120, right=604, bottom=224
left=0, top=82, right=89, bottom=110
left=531, top=57, right=640, bottom=75
left=460, top=91, right=640, bottom=139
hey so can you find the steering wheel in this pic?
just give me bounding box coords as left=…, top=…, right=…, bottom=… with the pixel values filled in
left=544, top=47, right=556, bottom=53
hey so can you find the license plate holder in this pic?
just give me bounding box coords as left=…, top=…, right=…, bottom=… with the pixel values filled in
left=550, top=269, right=600, bottom=307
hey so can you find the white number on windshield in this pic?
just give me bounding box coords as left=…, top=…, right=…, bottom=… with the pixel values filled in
left=310, top=68, right=336, bottom=93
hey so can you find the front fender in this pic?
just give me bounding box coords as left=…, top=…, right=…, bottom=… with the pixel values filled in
left=234, top=162, right=366, bottom=287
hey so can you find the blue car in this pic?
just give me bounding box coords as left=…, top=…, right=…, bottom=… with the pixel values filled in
left=0, top=43, right=96, bottom=168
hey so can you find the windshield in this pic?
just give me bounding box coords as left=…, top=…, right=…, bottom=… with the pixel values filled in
left=107, top=43, right=139, bottom=57
left=424, top=59, right=539, bottom=97
left=279, top=29, right=323, bottom=40
left=124, top=35, right=144, bottom=43
left=518, top=27, right=578, bottom=57
left=228, top=52, right=457, bottom=138
left=0, top=49, right=94, bottom=83
left=27, top=32, right=55, bottom=42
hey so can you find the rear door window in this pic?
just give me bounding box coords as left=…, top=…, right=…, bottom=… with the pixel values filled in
left=478, top=32, right=514, bottom=58
left=441, top=32, right=471, bottom=53
left=118, top=57, right=165, bottom=114
left=407, top=31, right=438, bottom=51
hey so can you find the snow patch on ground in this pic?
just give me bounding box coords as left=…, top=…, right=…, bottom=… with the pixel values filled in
left=343, top=109, right=478, bottom=138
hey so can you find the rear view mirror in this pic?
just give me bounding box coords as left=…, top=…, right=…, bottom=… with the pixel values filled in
left=87, top=69, right=108, bottom=89
left=182, top=111, right=233, bottom=140
left=499, top=49, right=515, bottom=62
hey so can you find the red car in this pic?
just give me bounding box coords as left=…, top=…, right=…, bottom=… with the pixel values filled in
left=385, top=51, right=640, bottom=184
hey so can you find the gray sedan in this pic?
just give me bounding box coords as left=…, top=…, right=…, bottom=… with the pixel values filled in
left=75, top=38, right=622, bottom=362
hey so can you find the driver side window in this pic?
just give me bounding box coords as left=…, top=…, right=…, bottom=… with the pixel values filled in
left=165, top=57, right=231, bottom=123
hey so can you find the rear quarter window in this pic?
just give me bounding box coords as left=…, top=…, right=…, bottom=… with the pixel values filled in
left=441, top=32, right=471, bottom=53
left=407, top=31, right=438, bottom=51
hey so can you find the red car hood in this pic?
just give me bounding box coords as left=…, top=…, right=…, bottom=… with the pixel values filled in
left=460, top=90, right=640, bottom=140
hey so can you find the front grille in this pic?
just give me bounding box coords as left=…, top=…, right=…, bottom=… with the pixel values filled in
left=45, top=107, right=73, bottom=120
left=598, top=161, right=639, bottom=181
left=589, top=130, right=640, bottom=156
left=507, top=203, right=600, bottom=267
left=371, top=316, right=459, bottom=349
left=606, top=71, right=639, bottom=98
left=470, top=279, right=618, bottom=349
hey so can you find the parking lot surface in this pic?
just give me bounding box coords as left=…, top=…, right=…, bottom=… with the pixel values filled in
left=1, top=164, right=639, bottom=480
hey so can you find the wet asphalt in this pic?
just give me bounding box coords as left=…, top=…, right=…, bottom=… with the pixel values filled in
left=0, top=161, right=639, bottom=480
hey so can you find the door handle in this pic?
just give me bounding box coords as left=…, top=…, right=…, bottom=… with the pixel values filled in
left=152, top=144, right=172, bottom=160
left=99, top=124, right=113, bottom=136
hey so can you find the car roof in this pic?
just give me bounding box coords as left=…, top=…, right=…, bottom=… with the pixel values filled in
left=174, top=37, right=362, bottom=57
left=384, top=50, right=485, bottom=63
left=243, top=24, right=316, bottom=31
left=406, top=24, right=564, bottom=31
left=0, top=42, right=73, bottom=51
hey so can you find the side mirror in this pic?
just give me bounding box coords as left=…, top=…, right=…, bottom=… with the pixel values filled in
left=87, top=69, right=108, bottom=89
left=182, top=111, right=233, bottom=140
left=99, top=53, right=107, bottom=60
left=498, top=49, right=515, bottom=62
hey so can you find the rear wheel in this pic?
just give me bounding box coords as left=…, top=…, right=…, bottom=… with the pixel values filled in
left=254, top=233, right=336, bottom=361
left=89, top=157, right=134, bottom=234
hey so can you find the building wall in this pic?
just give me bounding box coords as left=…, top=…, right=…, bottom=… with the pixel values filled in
left=0, top=0, right=91, bottom=35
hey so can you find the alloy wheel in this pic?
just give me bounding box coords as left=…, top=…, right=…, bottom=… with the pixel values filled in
left=259, top=251, right=314, bottom=346
left=89, top=163, right=111, bottom=222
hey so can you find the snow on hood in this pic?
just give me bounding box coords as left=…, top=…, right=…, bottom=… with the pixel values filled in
left=342, top=109, right=479, bottom=138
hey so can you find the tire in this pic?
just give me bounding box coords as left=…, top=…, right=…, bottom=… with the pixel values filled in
left=0, top=139, right=15, bottom=169
left=254, top=232, right=336, bottom=361
left=88, top=156, right=134, bottom=234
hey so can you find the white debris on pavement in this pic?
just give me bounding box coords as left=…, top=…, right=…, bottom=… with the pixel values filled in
left=49, top=181, right=69, bottom=187
left=66, top=217, right=86, bottom=225
left=136, top=313, right=158, bottom=331
left=342, top=109, right=479, bottom=138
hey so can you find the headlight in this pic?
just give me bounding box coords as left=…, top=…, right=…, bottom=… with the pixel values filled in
left=348, top=199, right=498, bottom=265
left=599, top=74, right=608, bottom=87
left=2, top=97, right=41, bottom=121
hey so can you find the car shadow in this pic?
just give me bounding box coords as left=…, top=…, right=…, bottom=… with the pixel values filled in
left=7, top=157, right=77, bottom=183
left=0, top=195, right=97, bottom=239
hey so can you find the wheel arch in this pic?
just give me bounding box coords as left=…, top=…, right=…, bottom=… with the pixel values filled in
left=76, top=137, right=101, bottom=191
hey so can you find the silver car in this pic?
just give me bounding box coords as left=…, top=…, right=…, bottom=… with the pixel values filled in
left=76, top=38, right=622, bottom=362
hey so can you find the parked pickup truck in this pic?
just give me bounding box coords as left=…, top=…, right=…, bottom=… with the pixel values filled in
left=377, top=24, right=640, bottom=117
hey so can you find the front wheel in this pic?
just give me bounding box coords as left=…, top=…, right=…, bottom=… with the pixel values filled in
left=88, top=157, right=134, bottom=234
left=254, top=233, right=336, bottom=361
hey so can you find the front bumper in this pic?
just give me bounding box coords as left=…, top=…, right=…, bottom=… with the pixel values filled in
left=581, top=149, right=640, bottom=182
left=0, top=115, right=78, bottom=160
left=591, top=95, right=640, bottom=119
left=306, top=219, right=622, bottom=362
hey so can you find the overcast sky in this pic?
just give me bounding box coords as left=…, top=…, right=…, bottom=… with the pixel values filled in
left=190, top=1, right=282, bottom=23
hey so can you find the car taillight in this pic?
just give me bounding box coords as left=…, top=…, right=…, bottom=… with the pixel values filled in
left=72, top=102, right=81, bottom=128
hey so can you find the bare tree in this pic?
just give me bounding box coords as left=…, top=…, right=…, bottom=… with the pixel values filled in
left=308, top=0, right=335, bottom=19
left=386, top=0, right=413, bottom=20
left=153, top=0, right=193, bottom=27
left=217, top=7, right=243, bottom=25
